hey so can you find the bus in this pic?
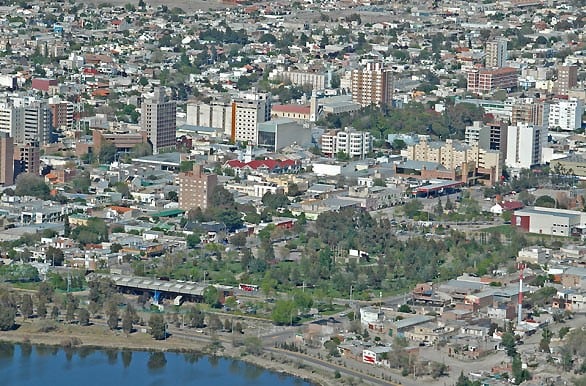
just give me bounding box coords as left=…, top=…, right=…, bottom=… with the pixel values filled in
left=239, top=283, right=259, bottom=292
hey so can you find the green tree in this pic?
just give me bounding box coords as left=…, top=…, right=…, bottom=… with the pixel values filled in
left=186, top=306, right=205, bottom=328
left=14, top=173, right=50, bottom=199
left=51, top=305, right=60, bottom=320
left=37, top=299, right=47, bottom=318
left=105, top=301, right=119, bottom=330
left=293, top=291, right=313, bottom=313
left=78, top=308, right=90, bottom=326
left=98, top=142, right=117, bottom=164
left=203, top=286, right=220, bottom=306
left=271, top=299, right=296, bottom=325
left=186, top=234, right=201, bottom=249
left=534, top=195, right=556, bottom=208
left=0, top=306, right=16, bottom=330
left=262, top=192, right=290, bottom=210
left=122, top=307, right=133, bottom=335
left=149, top=313, right=166, bottom=340
left=501, top=331, right=517, bottom=357
left=512, top=355, right=530, bottom=384
left=20, top=294, right=33, bottom=319
left=539, top=328, right=552, bottom=352
left=402, top=199, right=423, bottom=218
left=45, top=246, right=64, bottom=266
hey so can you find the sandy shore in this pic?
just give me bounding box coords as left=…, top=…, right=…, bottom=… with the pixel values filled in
left=0, top=321, right=333, bottom=386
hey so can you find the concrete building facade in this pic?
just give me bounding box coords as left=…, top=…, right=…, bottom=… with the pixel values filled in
left=350, top=62, right=393, bottom=108
left=141, top=88, right=177, bottom=154
left=178, top=164, right=218, bottom=211
left=505, top=124, right=545, bottom=169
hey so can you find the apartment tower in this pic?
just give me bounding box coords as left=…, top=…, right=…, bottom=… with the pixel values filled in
left=141, top=88, right=176, bottom=154
left=178, top=164, right=218, bottom=211
left=350, top=62, right=393, bottom=108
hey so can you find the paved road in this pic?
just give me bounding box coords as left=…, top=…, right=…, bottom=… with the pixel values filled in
left=265, top=347, right=402, bottom=386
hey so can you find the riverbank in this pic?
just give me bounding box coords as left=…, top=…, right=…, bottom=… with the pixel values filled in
left=0, top=320, right=334, bottom=386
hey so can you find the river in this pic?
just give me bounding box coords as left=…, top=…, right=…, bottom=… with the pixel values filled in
left=0, top=343, right=312, bottom=386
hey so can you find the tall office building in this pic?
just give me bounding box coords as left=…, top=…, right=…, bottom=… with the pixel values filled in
left=0, top=99, right=23, bottom=138
left=48, top=97, right=74, bottom=130
left=0, top=132, right=13, bottom=185
left=555, top=65, right=578, bottom=95
left=485, top=38, right=507, bottom=69
left=505, top=124, right=546, bottom=169
left=350, top=62, right=393, bottom=108
left=230, top=90, right=271, bottom=143
left=141, top=88, right=176, bottom=154
left=22, top=101, right=52, bottom=146
left=178, top=164, right=218, bottom=211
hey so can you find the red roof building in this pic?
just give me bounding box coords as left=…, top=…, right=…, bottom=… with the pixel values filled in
left=224, top=159, right=300, bottom=174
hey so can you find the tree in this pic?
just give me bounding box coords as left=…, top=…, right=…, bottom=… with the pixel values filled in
left=65, top=293, right=78, bottom=323
left=512, top=355, right=530, bottom=384
left=37, top=299, right=47, bottom=318
left=534, top=195, right=556, bottom=208
left=501, top=331, right=517, bottom=357
left=149, top=313, right=166, bottom=340
left=398, top=304, right=413, bottom=313
left=207, top=314, right=222, bottom=331
left=37, top=282, right=53, bottom=303
left=78, top=308, right=90, bottom=326
left=271, top=299, right=296, bottom=325
left=105, top=301, right=119, bottom=330
left=402, top=199, right=423, bottom=218
left=186, top=306, right=205, bottom=328
left=203, top=286, right=220, bottom=306
left=122, top=307, right=133, bottom=335
left=45, top=246, right=64, bottom=266
left=210, top=186, right=235, bottom=208
left=20, top=294, right=33, bottom=319
left=0, top=306, right=16, bottom=330
left=229, top=232, right=247, bottom=248
left=51, top=305, right=60, bottom=320
left=98, top=142, right=117, bottom=164
left=186, top=234, right=201, bottom=249
left=14, top=173, right=50, bottom=199
left=262, top=192, right=290, bottom=210
left=539, top=328, right=552, bottom=353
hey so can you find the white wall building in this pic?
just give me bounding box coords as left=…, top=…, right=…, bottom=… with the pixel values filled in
left=231, top=90, right=271, bottom=144
left=320, top=127, right=371, bottom=158
left=505, top=124, right=546, bottom=169
left=548, top=98, right=584, bottom=131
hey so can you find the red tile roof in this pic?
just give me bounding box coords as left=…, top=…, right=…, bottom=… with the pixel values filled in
left=225, top=159, right=298, bottom=171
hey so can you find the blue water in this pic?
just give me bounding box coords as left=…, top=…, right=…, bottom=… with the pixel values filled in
left=0, top=343, right=312, bottom=386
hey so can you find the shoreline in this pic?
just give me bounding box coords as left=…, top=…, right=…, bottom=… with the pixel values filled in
left=0, top=323, right=331, bottom=386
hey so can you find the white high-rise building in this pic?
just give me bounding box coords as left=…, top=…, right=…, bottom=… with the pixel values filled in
left=0, top=98, right=52, bottom=145
left=231, top=90, right=271, bottom=144
left=505, top=124, right=546, bottom=169
left=548, top=98, right=584, bottom=131
left=485, top=38, right=507, bottom=69
left=23, top=101, right=52, bottom=146
left=0, top=99, right=23, bottom=138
